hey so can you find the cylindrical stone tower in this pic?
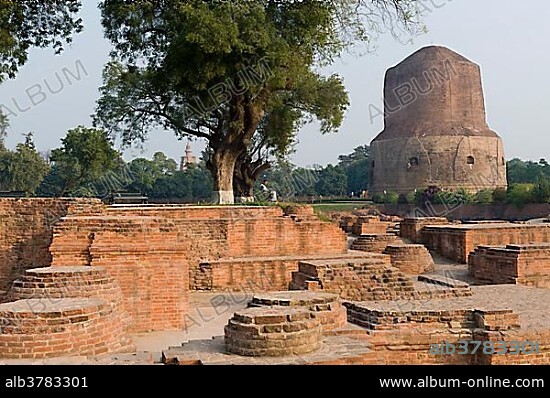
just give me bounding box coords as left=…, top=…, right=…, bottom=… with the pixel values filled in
left=370, top=46, right=507, bottom=194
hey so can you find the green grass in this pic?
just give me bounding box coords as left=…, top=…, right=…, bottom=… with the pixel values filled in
left=311, top=203, right=369, bottom=213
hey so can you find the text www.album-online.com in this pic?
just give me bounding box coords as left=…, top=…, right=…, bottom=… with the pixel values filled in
left=379, top=376, right=545, bottom=388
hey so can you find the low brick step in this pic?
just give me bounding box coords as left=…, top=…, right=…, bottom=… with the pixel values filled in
left=344, top=302, right=519, bottom=332
left=249, top=291, right=347, bottom=332
left=345, top=302, right=476, bottom=331
left=417, top=275, right=470, bottom=289
left=162, top=347, right=203, bottom=365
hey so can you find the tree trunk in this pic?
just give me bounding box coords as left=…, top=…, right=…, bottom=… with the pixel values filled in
left=233, top=155, right=271, bottom=203
left=233, top=158, right=256, bottom=203
left=208, top=148, right=240, bottom=204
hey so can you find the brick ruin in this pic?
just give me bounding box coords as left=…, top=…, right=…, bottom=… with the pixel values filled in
left=350, top=216, right=391, bottom=236
left=224, top=307, right=323, bottom=357
left=400, top=217, right=550, bottom=263
left=289, top=258, right=471, bottom=301
left=350, top=234, right=405, bottom=253
left=0, top=266, right=133, bottom=359
left=0, top=198, right=549, bottom=364
left=422, top=223, right=550, bottom=263
left=383, top=244, right=435, bottom=275
left=248, top=291, right=347, bottom=332
left=469, top=244, right=550, bottom=288
left=0, top=198, right=102, bottom=291
left=400, top=217, right=450, bottom=243
left=162, top=286, right=550, bottom=365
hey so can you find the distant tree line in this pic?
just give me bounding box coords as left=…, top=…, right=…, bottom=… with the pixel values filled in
left=0, top=125, right=213, bottom=202
left=0, top=120, right=548, bottom=207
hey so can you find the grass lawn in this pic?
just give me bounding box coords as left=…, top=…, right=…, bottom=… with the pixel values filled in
left=312, top=202, right=372, bottom=213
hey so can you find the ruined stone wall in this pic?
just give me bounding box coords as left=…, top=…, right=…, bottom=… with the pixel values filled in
left=0, top=198, right=104, bottom=291
left=469, top=244, right=550, bottom=288
left=50, top=216, right=221, bottom=332
left=350, top=216, right=390, bottom=236
left=422, top=224, right=550, bottom=263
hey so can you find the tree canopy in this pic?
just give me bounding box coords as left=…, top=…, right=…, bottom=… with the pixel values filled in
left=0, top=1, right=83, bottom=82
left=47, top=126, right=121, bottom=195
left=95, top=0, right=422, bottom=203
left=0, top=133, right=49, bottom=194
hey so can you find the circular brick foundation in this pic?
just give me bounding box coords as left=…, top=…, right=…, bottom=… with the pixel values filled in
left=249, top=291, right=347, bottom=332
left=351, top=234, right=404, bottom=253
left=8, top=266, right=129, bottom=328
left=383, top=244, right=435, bottom=274
left=0, top=298, right=133, bottom=359
left=224, top=307, right=322, bottom=357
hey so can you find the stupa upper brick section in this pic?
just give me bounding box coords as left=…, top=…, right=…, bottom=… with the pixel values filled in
left=370, top=46, right=507, bottom=194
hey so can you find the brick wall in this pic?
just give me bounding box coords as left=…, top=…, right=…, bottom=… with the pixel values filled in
left=400, top=217, right=450, bottom=243
left=343, top=304, right=549, bottom=365
left=49, top=205, right=348, bottom=332
left=469, top=244, right=550, bottom=288
left=0, top=198, right=103, bottom=290
left=351, top=234, right=404, bottom=254
left=422, top=223, right=550, bottom=263
left=197, top=253, right=378, bottom=292
left=385, top=203, right=550, bottom=222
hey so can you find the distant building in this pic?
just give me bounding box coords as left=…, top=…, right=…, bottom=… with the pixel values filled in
left=180, top=141, right=197, bottom=171
left=370, top=46, right=507, bottom=194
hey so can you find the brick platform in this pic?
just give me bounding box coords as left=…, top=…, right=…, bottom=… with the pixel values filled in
left=7, top=266, right=130, bottom=329
left=162, top=335, right=373, bottom=365
left=345, top=302, right=520, bottom=331
left=249, top=291, right=347, bottom=332
left=195, top=252, right=382, bottom=292
left=350, top=234, right=404, bottom=253
left=290, top=258, right=471, bottom=301
left=351, top=216, right=390, bottom=236
left=469, top=243, right=550, bottom=288
left=383, top=244, right=435, bottom=274
left=224, top=307, right=322, bottom=357
left=422, top=223, right=550, bottom=263
left=400, top=217, right=450, bottom=243
left=290, top=258, right=411, bottom=300
left=0, top=298, right=133, bottom=359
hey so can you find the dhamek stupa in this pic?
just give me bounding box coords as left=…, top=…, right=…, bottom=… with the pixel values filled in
left=370, top=46, right=507, bottom=194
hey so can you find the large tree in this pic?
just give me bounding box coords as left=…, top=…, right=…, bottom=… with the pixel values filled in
left=0, top=1, right=83, bottom=82
left=96, top=0, right=421, bottom=203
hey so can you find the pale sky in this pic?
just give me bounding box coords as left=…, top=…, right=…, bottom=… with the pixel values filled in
left=1, top=0, right=549, bottom=167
